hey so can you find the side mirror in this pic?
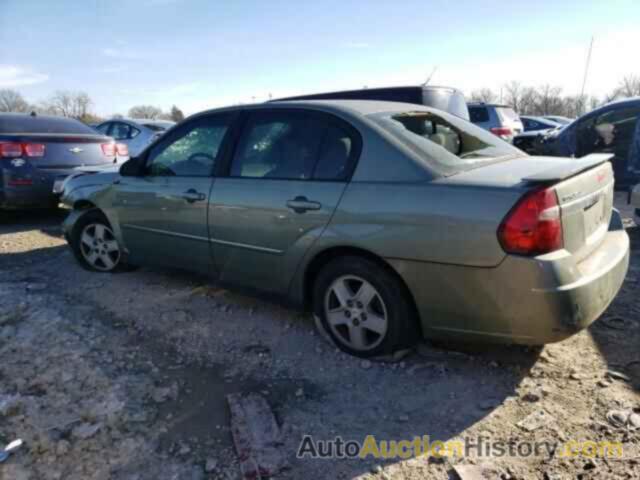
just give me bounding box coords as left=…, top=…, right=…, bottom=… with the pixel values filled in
left=119, top=157, right=143, bottom=177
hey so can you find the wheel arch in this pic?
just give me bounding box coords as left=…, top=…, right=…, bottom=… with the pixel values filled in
left=301, top=246, right=422, bottom=333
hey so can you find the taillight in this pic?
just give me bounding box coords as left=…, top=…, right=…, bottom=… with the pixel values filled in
left=8, top=179, right=33, bottom=186
left=0, top=143, right=23, bottom=158
left=498, top=187, right=563, bottom=256
left=490, top=127, right=513, bottom=138
left=0, top=142, right=45, bottom=157
left=101, top=143, right=116, bottom=156
left=23, top=143, right=45, bottom=157
left=115, top=143, right=129, bottom=156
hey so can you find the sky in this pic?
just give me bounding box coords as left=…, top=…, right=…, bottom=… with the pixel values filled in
left=0, top=0, right=639, bottom=117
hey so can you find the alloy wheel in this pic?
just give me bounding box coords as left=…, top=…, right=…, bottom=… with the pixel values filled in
left=324, top=275, right=388, bottom=351
left=79, top=223, right=121, bottom=272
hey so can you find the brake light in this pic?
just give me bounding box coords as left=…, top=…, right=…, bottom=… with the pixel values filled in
left=0, top=142, right=45, bottom=158
left=23, top=143, right=45, bottom=157
left=0, top=143, right=23, bottom=158
left=101, top=143, right=116, bottom=156
left=115, top=143, right=129, bottom=156
left=8, top=179, right=33, bottom=186
left=490, top=127, right=513, bottom=138
left=498, top=187, right=563, bottom=255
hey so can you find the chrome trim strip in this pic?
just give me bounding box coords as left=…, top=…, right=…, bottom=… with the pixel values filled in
left=122, top=224, right=282, bottom=254
left=122, top=224, right=209, bottom=243
left=208, top=237, right=282, bottom=254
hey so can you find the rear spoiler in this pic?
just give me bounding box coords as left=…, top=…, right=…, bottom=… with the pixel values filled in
left=522, top=154, right=613, bottom=183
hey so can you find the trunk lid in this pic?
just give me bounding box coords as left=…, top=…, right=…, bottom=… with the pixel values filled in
left=440, top=154, right=615, bottom=260
left=3, top=133, right=117, bottom=168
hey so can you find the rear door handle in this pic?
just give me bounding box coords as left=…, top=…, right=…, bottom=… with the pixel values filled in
left=181, top=189, right=206, bottom=203
left=286, top=196, right=321, bottom=213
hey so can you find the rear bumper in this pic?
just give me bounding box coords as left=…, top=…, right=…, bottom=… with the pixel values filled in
left=388, top=209, right=630, bottom=344
left=0, top=167, right=69, bottom=209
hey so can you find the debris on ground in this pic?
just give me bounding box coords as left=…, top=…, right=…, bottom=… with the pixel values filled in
left=227, top=393, right=287, bottom=479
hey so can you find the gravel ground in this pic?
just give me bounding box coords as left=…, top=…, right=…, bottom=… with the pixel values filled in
left=0, top=194, right=638, bottom=480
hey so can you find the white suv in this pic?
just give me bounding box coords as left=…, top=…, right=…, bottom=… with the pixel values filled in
left=468, top=103, right=524, bottom=143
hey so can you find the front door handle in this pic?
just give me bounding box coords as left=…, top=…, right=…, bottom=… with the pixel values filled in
left=286, top=196, right=321, bottom=214
left=181, top=189, right=206, bottom=203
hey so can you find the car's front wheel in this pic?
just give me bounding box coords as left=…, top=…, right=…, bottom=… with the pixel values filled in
left=313, top=256, right=420, bottom=358
left=70, top=210, right=131, bottom=273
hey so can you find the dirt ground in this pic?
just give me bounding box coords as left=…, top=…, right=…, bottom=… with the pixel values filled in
left=0, top=194, right=638, bottom=480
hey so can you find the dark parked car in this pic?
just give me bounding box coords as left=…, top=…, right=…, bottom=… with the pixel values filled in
left=0, top=113, right=128, bottom=210
left=274, top=85, right=470, bottom=120
left=534, top=97, right=640, bottom=188
left=60, top=100, right=628, bottom=358
left=468, top=103, right=524, bottom=142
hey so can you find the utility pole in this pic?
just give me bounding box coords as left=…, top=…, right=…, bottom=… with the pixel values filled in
left=579, top=36, right=594, bottom=115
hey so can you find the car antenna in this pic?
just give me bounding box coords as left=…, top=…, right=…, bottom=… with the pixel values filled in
left=423, top=66, right=438, bottom=86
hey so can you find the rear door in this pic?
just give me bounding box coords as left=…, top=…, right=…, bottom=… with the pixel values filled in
left=113, top=113, right=234, bottom=273
left=209, top=108, right=360, bottom=293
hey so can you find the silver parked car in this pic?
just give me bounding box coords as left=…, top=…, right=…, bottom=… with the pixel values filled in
left=95, top=118, right=175, bottom=157
left=468, top=102, right=524, bottom=142
left=61, top=100, right=629, bottom=357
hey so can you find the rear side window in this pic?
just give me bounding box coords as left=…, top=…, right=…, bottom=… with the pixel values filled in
left=0, top=115, right=97, bottom=134
left=95, top=123, right=110, bottom=134
left=468, top=106, right=489, bottom=123
left=313, top=124, right=353, bottom=181
left=109, top=123, right=132, bottom=140
left=230, top=111, right=357, bottom=181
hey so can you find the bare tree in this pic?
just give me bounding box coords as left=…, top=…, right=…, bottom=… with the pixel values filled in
left=0, top=89, right=30, bottom=112
left=470, top=88, right=497, bottom=103
left=503, top=81, right=523, bottom=111
left=610, top=75, right=640, bottom=100
left=534, top=84, right=563, bottom=115
left=42, top=90, right=93, bottom=120
left=169, top=105, right=185, bottom=122
left=128, top=105, right=163, bottom=119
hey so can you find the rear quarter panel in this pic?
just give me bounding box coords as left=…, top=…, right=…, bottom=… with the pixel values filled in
left=322, top=181, right=522, bottom=266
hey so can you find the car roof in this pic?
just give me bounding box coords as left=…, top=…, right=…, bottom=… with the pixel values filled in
left=467, top=102, right=513, bottom=109
left=196, top=99, right=438, bottom=118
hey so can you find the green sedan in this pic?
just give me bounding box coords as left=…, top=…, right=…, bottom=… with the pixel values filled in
left=61, top=100, right=630, bottom=358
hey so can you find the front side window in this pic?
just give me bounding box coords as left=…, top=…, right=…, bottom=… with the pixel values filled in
left=370, top=109, right=522, bottom=175
left=576, top=107, right=640, bottom=158
left=230, top=111, right=355, bottom=181
left=147, top=116, right=229, bottom=177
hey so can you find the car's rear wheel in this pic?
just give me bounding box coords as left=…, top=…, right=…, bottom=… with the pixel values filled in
left=70, top=210, right=132, bottom=273
left=313, top=256, right=420, bottom=358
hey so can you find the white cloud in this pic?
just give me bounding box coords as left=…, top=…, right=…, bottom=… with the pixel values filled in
left=0, top=65, right=49, bottom=88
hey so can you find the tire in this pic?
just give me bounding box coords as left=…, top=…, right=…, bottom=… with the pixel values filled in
left=312, top=256, right=420, bottom=358
left=69, top=210, right=135, bottom=273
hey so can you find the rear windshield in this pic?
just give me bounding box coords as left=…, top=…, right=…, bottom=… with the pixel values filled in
left=496, top=107, right=520, bottom=122
left=369, top=109, right=523, bottom=176
left=0, top=115, right=97, bottom=135
left=468, top=106, right=489, bottom=123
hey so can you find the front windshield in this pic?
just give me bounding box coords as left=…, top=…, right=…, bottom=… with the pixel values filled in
left=369, top=109, right=523, bottom=175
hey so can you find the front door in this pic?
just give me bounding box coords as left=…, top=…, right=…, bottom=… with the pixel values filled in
left=113, top=113, right=233, bottom=273
left=209, top=108, right=360, bottom=293
left=576, top=105, right=640, bottom=186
